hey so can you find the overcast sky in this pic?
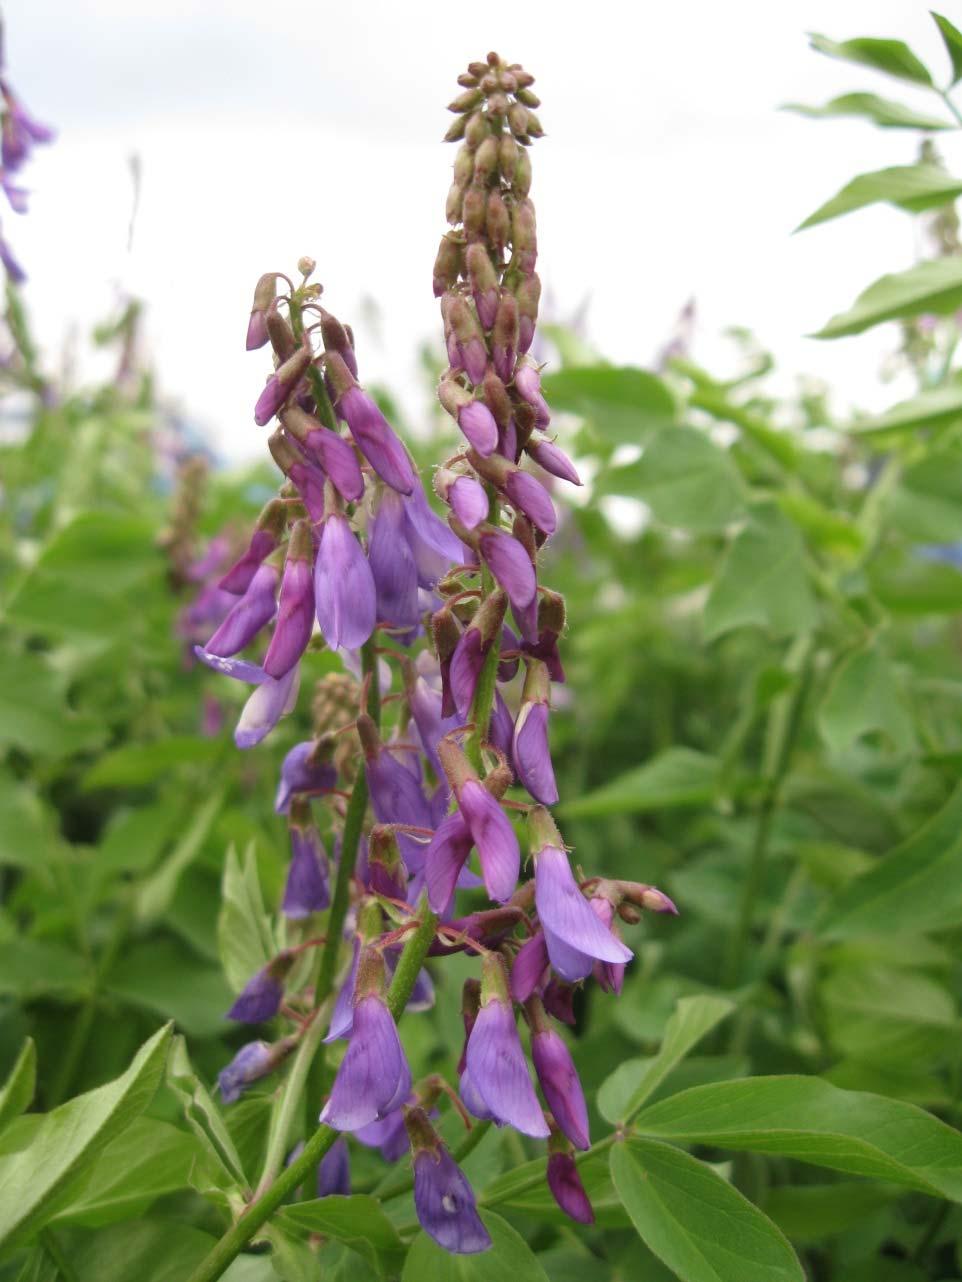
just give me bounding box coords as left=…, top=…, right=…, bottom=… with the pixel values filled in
left=6, top=0, right=960, bottom=458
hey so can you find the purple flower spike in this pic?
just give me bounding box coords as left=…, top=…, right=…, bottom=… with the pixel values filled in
left=458, top=401, right=499, bottom=456
left=338, top=386, right=416, bottom=495
left=534, top=844, right=633, bottom=982
left=478, top=530, right=536, bottom=615
left=227, top=958, right=289, bottom=1023
left=218, top=1041, right=274, bottom=1103
left=527, top=438, right=582, bottom=486
left=234, top=664, right=299, bottom=749
left=315, top=514, right=376, bottom=651
left=282, top=815, right=330, bottom=918
left=205, top=562, right=279, bottom=658
left=274, top=741, right=337, bottom=814
left=320, top=994, right=412, bottom=1131
left=317, top=1138, right=351, bottom=1197
left=402, top=485, right=467, bottom=588
left=531, top=1026, right=590, bottom=1150
left=425, top=810, right=474, bottom=917
left=449, top=475, right=489, bottom=529
left=464, top=994, right=549, bottom=1138
left=510, top=931, right=549, bottom=1003
left=407, top=674, right=460, bottom=782
left=505, top=470, right=556, bottom=536
left=547, top=1152, right=594, bottom=1225
left=413, top=1146, right=491, bottom=1255
left=369, top=489, right=420, bottom=634
left=263, top=523, right=315, bottom=679
left=514, top=702, right=558, bottom=805
left=457, top=779, right=520, bottom=903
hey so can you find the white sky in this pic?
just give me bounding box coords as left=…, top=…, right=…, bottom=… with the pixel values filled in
left=7, top=0, right=961, bottom=459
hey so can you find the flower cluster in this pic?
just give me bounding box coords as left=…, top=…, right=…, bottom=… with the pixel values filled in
left=202, top=53, right=675, bottom=1256
left=0, top=32, right=53, bottom=282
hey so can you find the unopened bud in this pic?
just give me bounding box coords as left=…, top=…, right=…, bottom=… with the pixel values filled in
left=498, top=135, right=519, bottom=181
left=487, top=91, right=509, bottom=118
left=462, top=185, right=487, bottom=238
left=297, top=255, right=316, bottom=277
left=517, top=88, right=541, bottom=109
left=446, top=181, right=465, bottom=225
left=266, top=308, right=296, bottom=362
left=525, top=111, right=544, bottom=138
left=486, top=190, right=510, bottom=254
left=513, top=146, right=533, bottom=197
left=449, top=88, right=483, bottom=113
left=515, top=273, right=541, bottom=353
left=457, top=72, right=479, bottom=88
left=511, top=199, right=537, bottom=276
left=466, top=243, right=499, bottom=330
left=444, top=114, right=469, bottom=143
left=492, top=292, right=519, bottom=383
left=514, top=69, right=535, bottom=89
left=508, top=103, right=529, bottom=138
left=467, top=61, right=488, bottom=78
left=473, top=135, right=499, bottom=183
left=432, top=234, right=463, bottom=299
left=464, top=111, right=490, bottom=150
left=453, top=144, right=474, bottom=187
left=482, top=367, right=512, bottom=427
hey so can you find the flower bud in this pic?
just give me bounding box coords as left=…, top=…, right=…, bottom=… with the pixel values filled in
left=498, top=135, right=519, bottom=181
left=525, top=110, right=544, bottom=138
left=453, top=145, right=474, bottom=187
left=246, top=272, right=277, bottom=350
left=406, top=1108, right=491, bottom=1255
left=444, top=115, right=468, bottom=143
left=546, top=1151, right=594, bottom=1225
left=254, top=346, right=311, bottom=426
left=512, top=146, right=533, bottom=197
left=263, top=520, right=315, bottom=679
left=266, top=307, right=297, bottom=362
left=320, top=309, right=357, bottom=378
left=472, top=136, right=499, bottom=183
left=448, top=88, right=483, bottom=114
left=508, top=102, right=529, bottom=138
left=515, top=273, right=541, bottom=353
left=513, top=659, right=558, bottom=805
left=464, top=111, right=489, bottom=150
left=485, top=189, right=510, bottom=254
left=283, top=798, right=330, bottom=917
left=219, top=498, right=287, bottom=594
left=444, top=297, right=487, bottom=384
left=525, top=436, right=582, bottom=486
left=432, top=234, right=463, bottom=299
left=446, top=182, right=466, bottom=225
left=466, top=243, right=499, bottom=330
left=511, top=200, right=537, bottom=276
left=461, top=184, right=487, bottom=238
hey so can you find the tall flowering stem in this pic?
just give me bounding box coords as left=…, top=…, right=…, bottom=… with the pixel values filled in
left=187, top=52, right=675, bottom=1282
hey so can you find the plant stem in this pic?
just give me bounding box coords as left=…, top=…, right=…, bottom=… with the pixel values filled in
left=187, top=745, right=442, bottom=1282
left=480, top=1132, right=617, bottom=1207
left=256, top=996, right=331, bottom=1194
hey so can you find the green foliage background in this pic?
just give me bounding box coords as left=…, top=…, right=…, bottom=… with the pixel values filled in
left=6, top=17, right=962, bottom=1282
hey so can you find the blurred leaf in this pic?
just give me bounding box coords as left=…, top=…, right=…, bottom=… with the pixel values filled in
left=762, top=1182, right=903, bottom=1242
left=561, top=747, right=719, bottom=819
left=633, top=1076, right=962, bottom=1198
left=166, top=1034, right=247, bottom=1187
left=851, top=384, right=962, bottom=437
left=541, top=365, right=677, bottom=445
left=0, top=1040, right=35, bottom=1132
left=813, top=258, right=962, bottom=339
left=819, top=783, right=962, bottom=938
left=821, top=963, right=958, bottom=1064
left=704, top=504, right=817, bottom=641
left=83, top=737, right=224, bottom=790
left=818, top=643, right=916, bottom=755
left=0, top=938, right=88, bottom=1000
left=601, top=994, right=735, bottom=1123
left=402, top=1211, right=549, bottom=1280
left=56, top=1219, right=225, bottom=1282
left=808, top=32, right=933, bottom=86
left=798, top=164, right=962, bottom=231
left=890, top=446, right=962, bottom=539
left=784, top=93, right=953, bottom=131
left=0, top=777, right=59, bottom=868
left=105, top=937, right=234, bottom=1037
left=136, top=788, right=225, bottom=922
left=0, top=1023, right=171, bottom=1248
left=610, top=1138, right=804, bottom=1282
left=932, top=11, right=962, bottom=85
left=218, top=843, right=276, bottom=993
left=281, top=1196, right=404, bottom=1274
left=0, top=652, right=104, bottom=757
left=601, top=429, right=745, bottom=532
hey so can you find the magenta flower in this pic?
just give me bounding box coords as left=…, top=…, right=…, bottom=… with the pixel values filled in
left=546, top=1152, right=594, bottom=1225
left=534, top=843, right=632, bottom=982
left=478, top=529, right=536, bottom=619
left=526, top=437, right=582, bottom=486
left=464, top=991, right=549, bottom=1138
left=448, top=475, right=489, bottom=529
left=204, top=562, right=279, bottom=657
left=336, top=383, right=416, bottom=495
left=504, top=470, right=556, bottom=535
left=513, top=364, right=551, bottom=428
left=282, top=406, right=365, bottom=503
left=217, top=1041, right=274, bottom=1103
left=457, top=779, right=519, bottom=903
left=320, top=993, right=412, bottom=1131
left=315, top=513, right=376, bottom=651
left=513, top=702, right=558, bottom=805
left=401, top=484, right=467, bottom=588
left=254, top=348, right=311, bottom=425
left=263, top=522, right=315, bottom=678
left=459, top=401, right=499, bottom=456
left=531, top=1025, right=590, bottom=1150
left=449, top=627, right=486, bottom=719
left=413, top=1145, right=491, bottom=1254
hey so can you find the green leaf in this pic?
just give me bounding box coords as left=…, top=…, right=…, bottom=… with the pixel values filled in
left=784, top=93, right=953, bottom=131
left=610, top=1138, right=804, bottom=1282
left=819, top=784, right=962, bottom=938
left=166, top=1034, right=248, bottom=1187
left=50, top=1117, right=205, bottom=1227
left=560, top=746, right=719, bottom=819
left=813, top=258, right=962, bottom=339
left=0, top=938, right=88, bottom=1000
left=849, top=383, right=962, bottom=437
left=54, top=1219, right=230, bottom=1282
left=281, top=1195, right=404, bottom=1274
left=136, top=788, right=225, bottom=922
left=890, top=446, right=962, bottom=539
left=0, top=777, right=59, bottom=868
left=104, top=937, right=235, bottom=1037
left=601, top=429, right=745, bottom=532
left=797, top=164, right=962, bottom=231
left=218, top=842, right=276, bottom=993
left=602, top=995, right=735, bottom=1123
left=703, top=503, right=817, bottom=641
left=818, top=644, right=916, bottom=756
left=83, top=737, right=224, bottom=790
left=0, top=1024, right=171, bottom=1248
left=541, top=365, right=678, bottom=445
left=600, top=1056, right=748, bottom=1124
left=482, top=1151, right=629, bottom=1228
left=932, top=12, right=962, bottom=86
left=808, top=32, right=933, bottom=86
left=633, top=1076, right=962, bottom=1199
left=821, top=963, right=958, bottom=1065
left=401, top=1210, right=550, bottom=1281
left=0, top=651, right=104, bottom=758
left=0, top=1040, right=35, bottom=1131
left=763, top=1182, right=903, bottom=1243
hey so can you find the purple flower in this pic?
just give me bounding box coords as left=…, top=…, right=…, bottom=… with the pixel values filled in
left=282, top=408, right=365, bottom=503
left=488, top=690, right=516, bottom=769
left=531, top=1027, right=590, bottom=1150
left=362, top=723, right=435, bottom=873
left=526, top=438, right=582, bottom=486
left=325, top=938, right=361, bottom=1043
left=315, top=514, right=376, bottom=651
left=448, top=475, right=488, bottom=529
left=354, top=1106, right=410, bottom=1161
left=338, top=386, right=416, bottom=494
left=504, top=470, right=556, bottom=535
left=282, top=818, right=330, bottom=917
left=513, top=702, right=558, bottom=805
left=317, top=1138, right=351, bottom=1196
left=543, top=978, right=577, bottom=1026
left=458, top=401, right=499, bottom=456
left=547, top=1152, right=594, bottom=1225
left=220, top=517, right=284, bottom=595
left=478, top=530, right=536, bottom=620
left=246, top=309, right=269, bottom=351
left=590, top=898, right=626, bottom=994
left=464, top=996, right=549, bottom=1138
left=204, top=562, right=279, bottom=657
left=227, top=959, right=289, bottom=1023
left=534, top=846, right=633, bottom=982
left=407, top=673, right=460, bottom=782
left=425, top=810, right=475, bottom=917
left=0, top=234, right=24, bottom=285
left=513, top=365, right=551, bottom=428
left=413, top=1146, right=491, bottom=1255
left=456, top=779, right=520, bottom=903
left=217, top=1041, right=274, bottom=1103
left=320, top=994, right=412, bottom=1131
left=510, top=931, right=549, bottom=1003
left=235, top=664, right=300, bottom=749
left=369, top=488, right=420, bottom=634
left=275, top=741, right=337, bottom=814
left=263, top=523, right=315, bottom=678
left=401, top=485, right=466, bottom=588
left=449, top=628, right=486, bottom=719
left=254, top=348, right=311, bottom=425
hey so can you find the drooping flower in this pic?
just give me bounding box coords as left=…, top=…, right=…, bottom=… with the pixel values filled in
left=227, top=953, right=294, bottom=1023
left=315, top=512, right=377, bottom=651
left=274, top=740, right=337, bottom=814
left=204, top=562, right=279, bottom=658
left=317, top=1138, right=351, bottom=1197
left=281, top=405, right=365, bottom=503
left=478, top=528, right=536, bottom=625
left=529, top=1004, right=590, bottom=1150
left=407, top=1107, right=491, bottom=1255
left=437, top=738, right=520, bottom=903
left=369, top=487, right=420, bottom=635
left=254, top=346, right=311, bottom=425
left=217, top=1041, right=274, bottom=1103
left=525, top=436, right=582, bottom=486
left=546, top=1151, right=594, bottom=1225
left=510, top=931, right=549, bottom=1003
left=282, top=801, right=330, bottom=917
left=513, top=660, right=558, bottom=805
left=327, top=352, right=416, bottom=494
left=263, top=520, right=315, bottom=679
left=234, top=664, right=300, bottom=749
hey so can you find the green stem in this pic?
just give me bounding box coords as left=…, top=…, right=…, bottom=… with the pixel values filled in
left=938, top=88, right=962, bottom=129
left=41, top=1229, right=81, bottom=1282
left=256, top=996, right=331, bottom=1194
left=480, top=1132, right=617, bottom=1207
